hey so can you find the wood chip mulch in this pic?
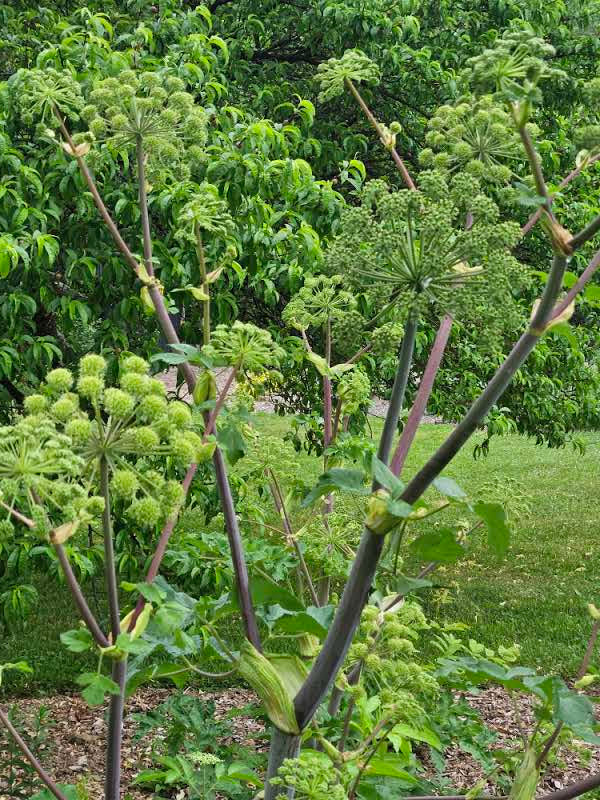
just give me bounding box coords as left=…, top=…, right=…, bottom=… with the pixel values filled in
left=1, top=685, right=597, bottom=799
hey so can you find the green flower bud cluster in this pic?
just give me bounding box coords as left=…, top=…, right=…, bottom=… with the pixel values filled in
left=0, top=413, right=86, bottom=528
left=272, top=753, right=348, bottom=800
left=464, top=26, right=566, bottom=105
left=337, top=369, right=370, bottom=415
left=18, top=354, right=210, bottom=529
left=324, top=176, right=527, bottom=338
left=346, top=600, right=438, bottom=712
left=316, top=49, right=380, bottom=103
left=331, top=310, right=367, bottom=359
left=418, top=95, right=521, bottom=184
left=371, top=321, right=405, bottom=358
left=203, top=321, right=285, bottom=374
left=83, top=70, right=207, bottom=184
left=11, top=68, right=83, bottom=124
left=283, top=275, right=357, bottom=331
left=175, top=181, right=235, bottom=243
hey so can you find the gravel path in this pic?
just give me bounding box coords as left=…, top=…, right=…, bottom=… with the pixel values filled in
left=160, top=367, right=443, bottom=421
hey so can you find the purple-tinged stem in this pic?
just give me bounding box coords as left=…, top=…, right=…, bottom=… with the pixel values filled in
left=204, top=367, right=237, bottom=438
left=391, top=314, right=452, bottom=476
left=0, top=708, right=69, bottom=800
left=345, top=79, right=416, bottom=191
left=54, top=543, right=109, bottom=647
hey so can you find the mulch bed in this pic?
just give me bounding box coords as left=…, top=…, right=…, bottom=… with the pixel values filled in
left=1, top=686, right=597, bottom=799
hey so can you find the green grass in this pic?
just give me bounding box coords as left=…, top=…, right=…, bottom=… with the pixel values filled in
left=252, top=414, right=600, bottom=677
left=1, top=415, right=598, bottom=696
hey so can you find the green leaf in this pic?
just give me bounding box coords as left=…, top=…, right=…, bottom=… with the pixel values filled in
left=365, top=755, right=418, bottom=782
left=217, top=423, right=246, bottom=465
left=249, top=575, right=305, bottom=612
left=135, top=581, right=167, bottom=604
left=433, top=476, right=467, bottom=499
left=60, top=627, right=94, bottom=653
left=31, top=786, right=79, bottom=800
left=372, top=457, right=404, bottom=495
left=266, top=604, right=334, bottom=639
left=306, top=351, right=331, bottom=376
left=473, top=501, right=510, bottom=557
left=409, top=529, right=464, bottom=563
left=388, top=722, right=443, bottom=751
left=76, top=672, right=121, bottom=706
left=302, top=468, right=368, bottom=507
left=387, top=498, right=413, bottom=518
left=388, top=576, right=433, bottom=597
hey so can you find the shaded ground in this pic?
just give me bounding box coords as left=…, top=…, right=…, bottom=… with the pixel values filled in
left=1, top=686, right=598, bottom=799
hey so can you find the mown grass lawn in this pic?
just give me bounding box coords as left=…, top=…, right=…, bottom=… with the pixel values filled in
left=253, top=414, right=600, bottom=678
left=1, top=414, right=598, bottom=697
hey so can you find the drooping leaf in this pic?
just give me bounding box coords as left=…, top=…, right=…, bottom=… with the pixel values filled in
left=433, top=476, right=467, bottom=499
left=409, top=529, right=464, bottom=563
left=474, top=501, right=510, bottom=556
left=302, top=468, right=368, bottom=507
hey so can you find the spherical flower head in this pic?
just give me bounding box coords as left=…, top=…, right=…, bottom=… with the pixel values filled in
left=131, top=426, right=160, bottom=451
left=128, top=496, right=161, bottom=527
left=167, top=401, right=192, bottom=429
left=65, top=417, right=92, bottom=443
left=203, top=321, right=285, bottom=373
left=111, top=469, right=139, bottom=499
left=170, top=432, right=196, bottom=465
left=188, top=752, right=222, bottom=766
left=24, top=394, right=48, bottom=415
left=147, top=378, right=167, bottom=396
left=161, top=480, right=185, bottom=512
left=316, top=49, right=380, bottom=102
left=122, top=355, right=149, bottom=374
left=46, top=368, right=74, bottom=393
left=77, top=375, right=104, bottom=401
left=79, top=354, right=107, bottom=377
left=51, top=396, right=78, bottom=422
left=138, top=393, right=167, bottom=422
left=85, top=495, right=106, bottom=516
left=120, top=372, right=150, bottom=396
left=364, top=653, right=382, bottom=670
left=103, top=388, right=135, bottom=419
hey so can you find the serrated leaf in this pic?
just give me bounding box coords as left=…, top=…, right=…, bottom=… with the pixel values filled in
left=433, top=476, right=467, bottom=499
left=474, top=501, right=510, bottom=557
left=60, top=628, right=94, bottom=653
left=372, top=457, right=405, bottom=495
left=302, top=468, right=368, bottom=507
left=409, top=529, right=464, bottom=563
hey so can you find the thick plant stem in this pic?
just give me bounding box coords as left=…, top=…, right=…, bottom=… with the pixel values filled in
left=0, top=708, right=69, bottom=800
left=391, top=314, right=452, bottom=476
left=345, top=78, right=416, bottom=191
left=264, top=728, right=301, bottom=800
left=54, top=543, right=109, bottom=647
left=100, top=456, right=120, bottom=639
left=136, top=136, right=154, bottom=276
left=214, top=443, right=262, bottom=649
left=376, top=314, right=418, bottom=467
left=105, top=659, right=127, bottom=800
left=128, top=463, right=198, bottom=631
left=99, top=456, right=125, bottom=800
left=195, top=225, right=211, bottom=345
left=295, top=255, right=567, bottom=729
